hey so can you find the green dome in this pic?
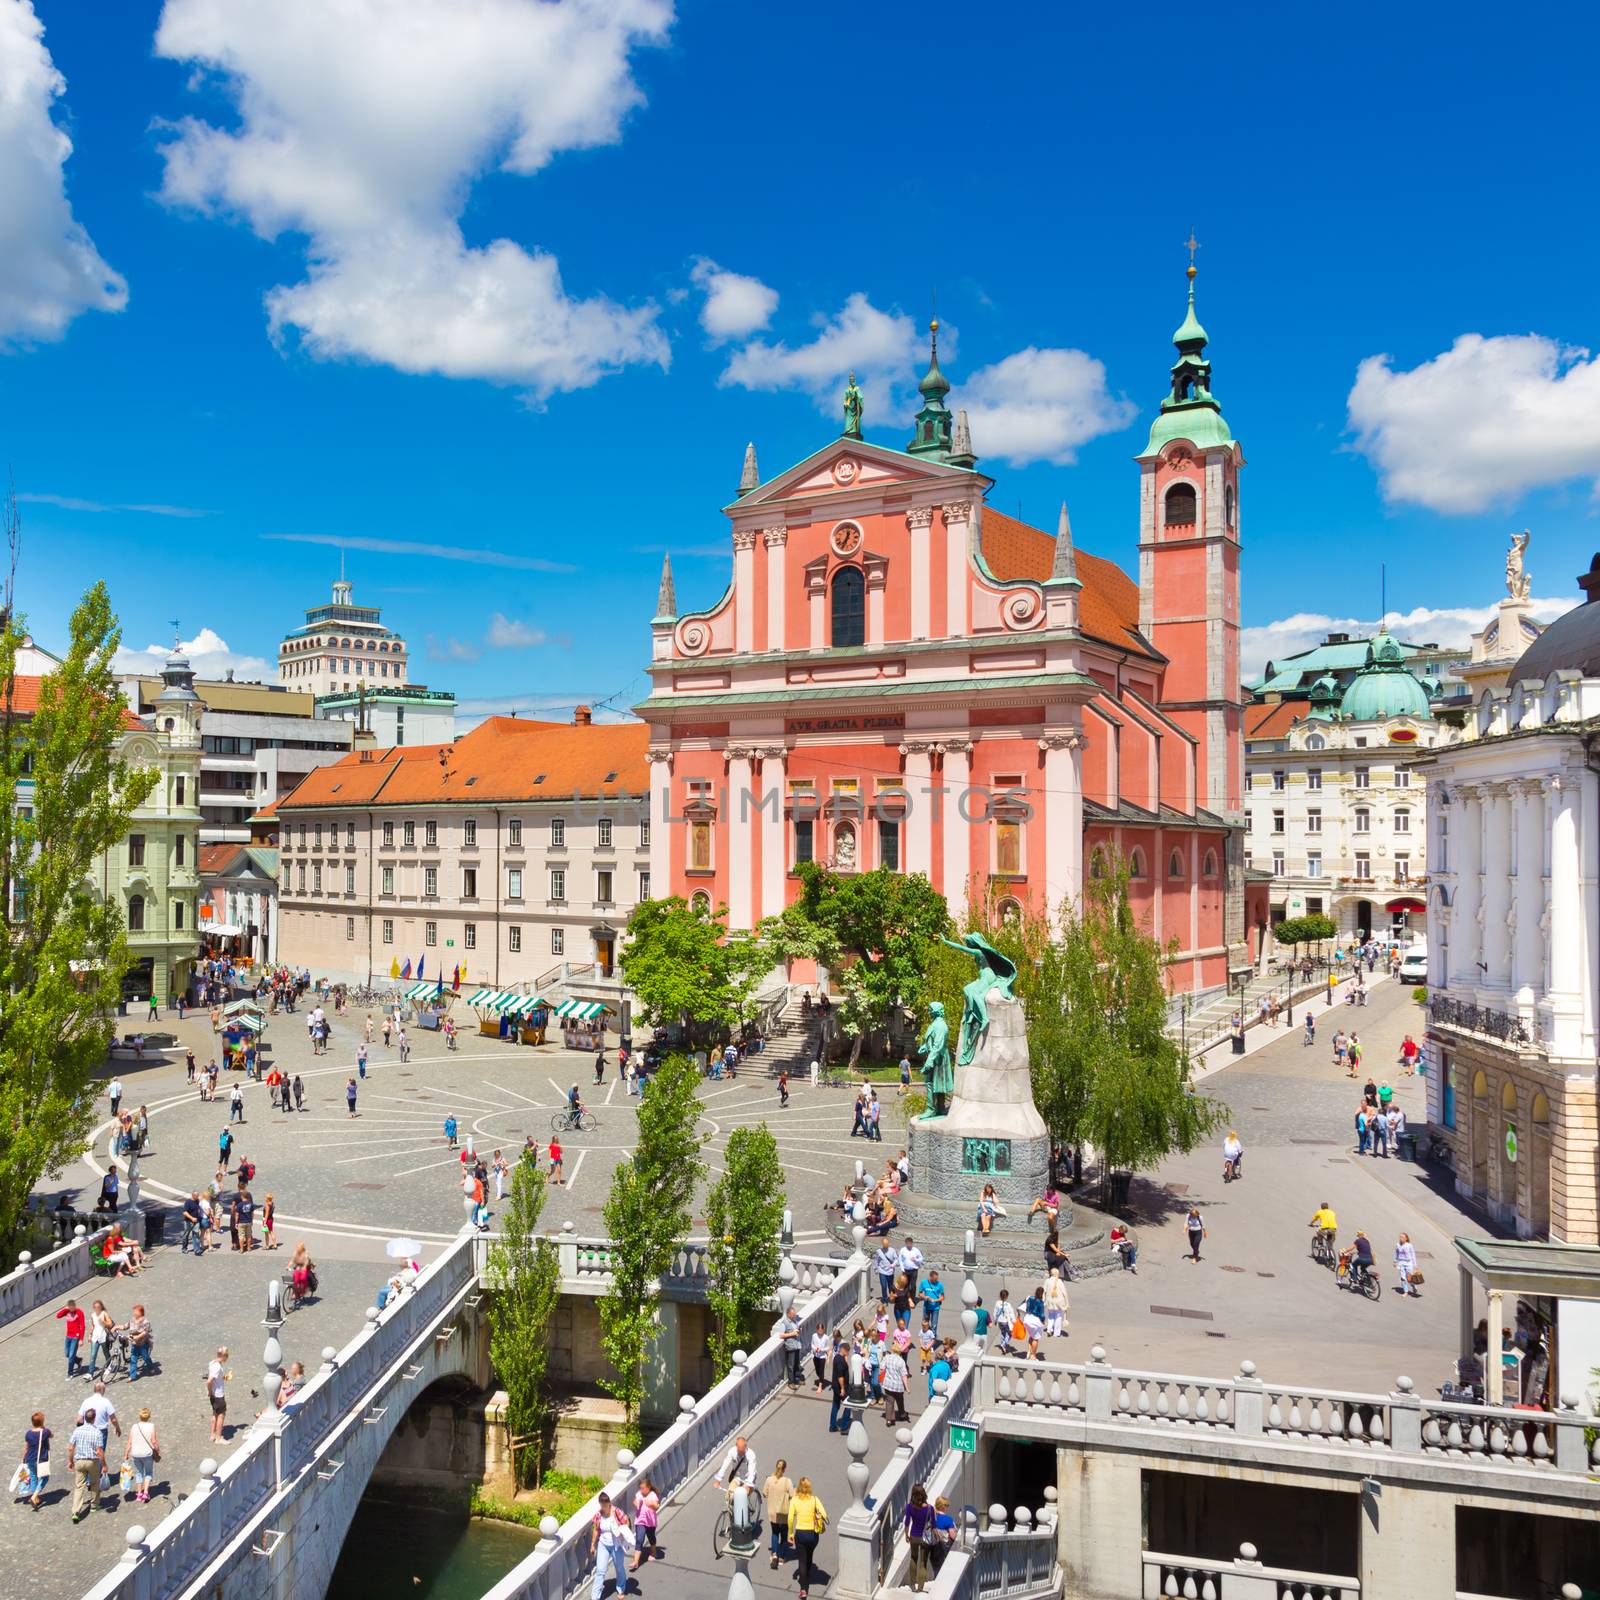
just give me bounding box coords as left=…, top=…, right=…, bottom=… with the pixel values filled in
left=1338, top=636, right=1432, bottom=722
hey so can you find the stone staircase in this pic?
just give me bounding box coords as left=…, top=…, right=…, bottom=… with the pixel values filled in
left=759, top=995, right=823, bottom=1078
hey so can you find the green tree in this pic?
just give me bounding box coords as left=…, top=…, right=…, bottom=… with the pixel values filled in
left=485, top=1155, right=561, bottom=1485
left=0, top=566, right=157, bottom=1263
left=1274, top=914, right=1337, bottom=961
left=704, top=1125, right=786, bottom=1379
left=620, top=896, right=737, bottom=1029
left=597, top=1051, right=705, bottom=1441
left=767, top=863, right=952, bottom=1068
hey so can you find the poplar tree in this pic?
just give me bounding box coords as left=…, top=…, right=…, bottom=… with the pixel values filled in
left=704, top=1124, right=785, bottom=1379
left=597, top=1051, right=705, bottom=1441
left=0, top=545, right=156, bottom=1262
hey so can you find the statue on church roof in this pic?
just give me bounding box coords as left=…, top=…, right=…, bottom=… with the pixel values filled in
left=842, top=371, right=863, bottom=440
left=1506, top=530, right=1531, bottom=603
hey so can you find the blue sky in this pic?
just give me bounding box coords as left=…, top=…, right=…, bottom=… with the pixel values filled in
left=4, top=1, right=1600, bottom=716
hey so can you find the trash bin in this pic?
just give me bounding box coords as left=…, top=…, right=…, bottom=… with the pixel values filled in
left=1396, top=1132, right=1418, bottom=1164
left=1109, top=1171, right=1133, bottom=1211
left=143, top=1208, right=166, bottom=1249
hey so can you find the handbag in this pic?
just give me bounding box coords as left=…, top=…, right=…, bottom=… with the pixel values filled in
left=1409, top=1269, right=1425, bottom=1287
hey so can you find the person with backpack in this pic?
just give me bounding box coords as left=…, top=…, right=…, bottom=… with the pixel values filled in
left=588, top=1491, right=632, bottom=1600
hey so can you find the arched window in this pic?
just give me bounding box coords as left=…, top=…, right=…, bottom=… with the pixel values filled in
left=1128, top=848, right=1147, bottom=879
left=689, top=890, right=711, bottom=916
left=127, top=894, right=145, bottom=932
left=1501, top=1079, right=1517, bottom=1115
left=1090, top=847, right=1108, bottom=880
left=1202, top=849, right=1218, bottom=877
left=996, top=897, right=1022, bottom=925
left=1224, top=483, right=1235, bottom=529
left=1305, top=733, right=1326, bottom=751
left=831, top=566, right=865, bottom=648
left=1168, top=849, right=1185, bottom=879
left=833, top=819, right=857, bottom=872
left=1164, top=483, right=1197, bottom=527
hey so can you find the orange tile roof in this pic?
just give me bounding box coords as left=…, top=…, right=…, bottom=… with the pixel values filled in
left=1245, top=699, right=1309, bottom=740
left=279, top=718, right=648, bottom=810
left=198, top=844, right=243, bottom=876
left=978, top=508, right=1153, bottom=658
left=1, top=673, right=145, bottom=729
left=250, top=798, right=280, bottom=818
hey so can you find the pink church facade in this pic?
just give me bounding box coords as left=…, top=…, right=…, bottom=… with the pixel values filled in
left=639, top=280, right=1245, bottom=995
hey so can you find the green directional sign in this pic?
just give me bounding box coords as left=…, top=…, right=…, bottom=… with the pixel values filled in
left=949, top=1421, right=978, bottom=1455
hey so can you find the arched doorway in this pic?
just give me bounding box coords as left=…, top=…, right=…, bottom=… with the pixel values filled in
left=1354, top=899, right=1374, bottom=941
left=1530, top=1091, right=1551, bottom=1238
left=1470, top=1070, right=1490, bottom=1197
left=1496, top=1079, right=1519, bottom=1216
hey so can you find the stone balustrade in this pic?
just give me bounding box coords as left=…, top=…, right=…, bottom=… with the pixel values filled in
left=0, top=1223, right=114, bottom=1330
left=1143, top=1544, right=1358, bottom=1599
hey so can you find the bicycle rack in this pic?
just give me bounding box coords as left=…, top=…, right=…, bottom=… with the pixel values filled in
left=316, top=1460, right=345, bottom=1482
left=251, top=1530, right=286, bottom=1558
left=363, top=1405, right=388, bottom=1426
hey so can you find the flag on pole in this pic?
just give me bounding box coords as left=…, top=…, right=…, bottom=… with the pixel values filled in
left=435, top=973, right=444, bottom=996
left=417, top=955, right=425, bottom=980
left=400, top=957, right=413, bottom=979
left=389, top=957, right=400, bottom=979
left=451, top=964, right=460, bottom=991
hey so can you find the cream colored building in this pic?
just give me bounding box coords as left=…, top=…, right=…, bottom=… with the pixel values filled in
left=274, top=712, right=649, bottom=992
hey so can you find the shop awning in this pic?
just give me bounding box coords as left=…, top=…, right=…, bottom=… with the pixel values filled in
left=223, top=999, right=264, bottom=1017
left=465, top=988, right=550, bottom=1017
left=223, top=1016, right=264, bottom=1034
left=553, top=998, right=610, bottom=1022
left=1386, top=897, right=1426, bottom=914
left=204, top=923, right=244, bottom=939
left=402, top=980, right=448, bottom=1002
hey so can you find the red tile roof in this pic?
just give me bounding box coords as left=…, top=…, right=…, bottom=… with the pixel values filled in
left=978, top=508, right=1153, bottom=658
left=279, top=718, right=648, bottom=810
left=198, top=844, right=244, bottom=877
left=1245, top=699, right=1309, bottom=740
left=2, top=674, right=145, bottom=729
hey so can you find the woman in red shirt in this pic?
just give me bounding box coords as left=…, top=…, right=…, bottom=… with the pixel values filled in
left=548, top=1137, right=563, bottom=1187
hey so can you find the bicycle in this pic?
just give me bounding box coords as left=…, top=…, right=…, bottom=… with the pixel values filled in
left=1310, top=1228, right=1337, bottom=1268
left=281, top=1266, right=316, bottom=1313
left=550, top=1110, right=598, bottom=1134
left=712, top=1484, right=763, bottom=1561
left=1335, top=1254, right=1382, bottom=1302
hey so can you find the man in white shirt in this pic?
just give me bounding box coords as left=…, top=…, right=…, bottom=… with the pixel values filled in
left=77, top=1383, right=119, bottom=1449
left=713, top=1435, right=758, bottom=1534
left=207, top=1347, right=230, bottom=1443
left=897, top=1237, right=924, bottom=1278
left=873, top=1243, right=897, bottom=1302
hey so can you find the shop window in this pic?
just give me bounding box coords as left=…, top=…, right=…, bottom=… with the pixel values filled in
left=831, top=566, right=865, bottom=648
left=1442, top=1057, right=1455, bottom=1129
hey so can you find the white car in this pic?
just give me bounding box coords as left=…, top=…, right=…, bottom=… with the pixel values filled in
left=1398, top=950, right=1427, bottom=984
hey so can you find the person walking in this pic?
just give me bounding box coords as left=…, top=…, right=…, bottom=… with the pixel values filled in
left=444, top=1114, right=458, bottom=1149
left=869, top=1091, right=883, bottom=1142
left=122, top=1305, right=153, bottom=1381
left=123, top=1406, right=158, bottom=1503
left=1372, top=1104, right=1390, bottom=1159
left=630, top=1473, right=660, bottom=1569
left=764, top=1458, right=794, bottom=1569
left=382, top=1016, right=392, bottom=1049
left=108, top=1077, right=123, bottom=1119
left=206, top=1348, right=230, bottom=1444
left=357, top=1043, right=368, bottom=1080
left=778, top=1067, right=789, bottom=1108
left=346, top=1077, right=358, bottom=1118
left=873, top=1242, right=896, bottom=1307
left=1043, top=1268, right=1069, bottom=1337
left=810, top=1321, right=830, bottom=1394
left=587, top=1490, right=630, bottom=1600
left=262, top=1193, right=277, bottom=1250
left=548, top=1135, right=563, bottom=1186
left=905, top=1484, right=936, bottom=1594
left=787, top=1476, right=827, bottom=1600
left=881, top=1339, right=909, bottom=1425
left=918, top=1268, right=945, bottom=1336
left=293, top=1075, right=305, bottom=1112
left=1184, top=1206, right=1206, bottom=1263
left=397, top=1027, right=410, bottom=1063
left=1395, top=1233, right=1421, bottom=1297
left=828, top=1337, right=851, bottom=1434
left=229, top=1083, right=245, bottom=1124
left=492, top=1150, right=508, bottom=1201
left=16, top=1411, right=50, bottom=1509
left=57, top=1299, right=85, bottom=1377
left=86, top=1301, right=114, bottom=1378
left=777, top=1307, right=803, bottom=1387
left=68, top=1412, right=105, bottom=1523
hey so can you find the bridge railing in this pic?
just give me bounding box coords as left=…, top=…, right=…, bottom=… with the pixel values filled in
left=0, top=1224, right=114, bottom=1330
left=979, top=1346, right=1600, bottom=1476
left=479, top=1255, right=868, bottom=1600
left=80, top=1229, right=481, bottom=1600
left=558, top=1234, right=844, bottom=1297
left=1142, top=1545, right=1360, bottom=1599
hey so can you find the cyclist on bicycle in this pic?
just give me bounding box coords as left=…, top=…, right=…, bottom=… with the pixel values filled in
left=566, top=1084, right=585, bottom=1130
left=1338, top=1229, right=1375, bottom=1286
left=1222, top=1130, right=1243, bottom=1182
left=1308, top=1202, right=1338, bottom=1257
left=714, top=1434, right=759, bottom=1537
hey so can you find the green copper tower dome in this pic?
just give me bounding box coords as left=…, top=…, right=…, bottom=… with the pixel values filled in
left=908, top=318, right=955, bottom=458
left=1144, top=262, right=1234, bottom=455
left=1338, top=635, right=1432, bottom=722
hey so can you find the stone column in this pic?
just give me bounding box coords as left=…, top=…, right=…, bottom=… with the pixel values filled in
left=725, top=747, right=755, bottom=931
left=757, top=747, right=786, bottom=922
left=1544, top=771, right=1583, bottom=1046
left=941, top=501, right=973, bottom=638
left=907, top=508, right=934, bottom=641
left=1450, top=785, right=1481, bottom=990
left=1040, top=732, right=1084, bottom=916
left=646, top=749, right=673, bottom=899
left=940, top=739, right=973, bottom=912
left=763, top=526, right=787, bottom=653
left=1479, top=784, right=1513, bottom=992
left=1511, top=779, right=1545, bottom=1015
left=902, top=742, right=935, bottom=879
left=733, top=531, right=757, bottom=655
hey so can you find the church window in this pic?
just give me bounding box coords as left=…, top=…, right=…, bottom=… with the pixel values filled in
left=1225, top=484, right=1235, bottom=528
left=793, top=818, right=814, bottom=867
left=1090, top=847, right=1108, bottom=879
left=1168, top=849, right=1185, bottom=878
left=690, top=890, right=712, bottom=915
left=830, top=566, right=865, bottom=648
left=1202, top=850, right=1218, bottom=877
left=1128, top=849, right=1147, bottom=879
left=877, top=819, right=900, bottom=872
left=1164, top=483, right=1197, bottom=527
left=996, top=898, right=1022, bottom=925
left=127, top=894, right=145, bottom=932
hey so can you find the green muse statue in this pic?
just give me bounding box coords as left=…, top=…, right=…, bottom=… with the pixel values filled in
left=941, top=931, right=1019, bottom=1068
left=915, top=1001, right=953, bottom=1118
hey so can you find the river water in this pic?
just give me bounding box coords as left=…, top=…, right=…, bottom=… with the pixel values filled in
left=328, top=1498, right=540, bottom=1600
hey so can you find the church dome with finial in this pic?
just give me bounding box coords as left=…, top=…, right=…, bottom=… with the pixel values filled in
left=907, top=317, right=954, bottom=458
left=1144, top=258, right=1234, bottom=456
left=1338, top=634, right=1432, bottom=722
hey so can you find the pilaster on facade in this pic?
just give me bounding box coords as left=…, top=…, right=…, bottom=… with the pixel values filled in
left=900, top=741, right=935, bottom=878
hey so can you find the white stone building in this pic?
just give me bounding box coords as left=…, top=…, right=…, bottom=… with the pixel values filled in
left=1418, top=553, right=1600, bottom=1243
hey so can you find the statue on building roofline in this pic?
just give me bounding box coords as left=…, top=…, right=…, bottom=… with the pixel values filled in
left=842, top=371, right=864, bottom=440
left=1506, top=530, right=1531, bottom=603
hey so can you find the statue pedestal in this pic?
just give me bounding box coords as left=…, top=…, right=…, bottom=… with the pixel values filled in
left=907, top=995, right=1052, bottom=1212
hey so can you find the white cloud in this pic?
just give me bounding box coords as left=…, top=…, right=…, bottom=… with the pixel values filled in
left=959, top=346, right=1137, bottom=466
left=689, top=257, right=777, bottom=343
left=485, top=613, right=547, bottom=649
left=153, top=0, right=672, bottom=399
left=262, top=531, right=575, bottom=574
left=427, top=633, right=481, bottom=663
left=1244, top=598, right=1575, bottom=683
left=1347, top=334, right=1600, bottom=514
left=113, top=627, right=269, bottom=681
left=719, top=292, right=926, bottom=421
left=20, top=491, right=212, bottom=517
left=0, top=0, right=126, bottom=344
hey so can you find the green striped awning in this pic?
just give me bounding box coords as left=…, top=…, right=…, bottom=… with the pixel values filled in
left=403, top=981, right=445, bottom=1001
left=465, top=988, right=550, bottom=1017
left=553, top=998, right=610, bottom=1022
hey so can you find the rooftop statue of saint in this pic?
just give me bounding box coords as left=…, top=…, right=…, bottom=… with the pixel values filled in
left=842, top=371, right=864, bottom=440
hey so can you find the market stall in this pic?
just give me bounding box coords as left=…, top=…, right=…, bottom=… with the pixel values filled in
left=552, top=997, right=612, bottom=1051
left=465, top=988, right=552, bottom=1041
left=401, top=979, right=453, bottom=1030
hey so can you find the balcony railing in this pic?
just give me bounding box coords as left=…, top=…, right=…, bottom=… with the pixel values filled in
left=1429, top=994, right=1542, bottom=1048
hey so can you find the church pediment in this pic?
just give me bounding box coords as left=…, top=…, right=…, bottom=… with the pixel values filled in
left=730, top=436, right=988, bottom=511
